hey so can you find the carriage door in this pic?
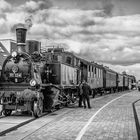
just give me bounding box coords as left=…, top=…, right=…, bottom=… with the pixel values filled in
left=76, top=69, right=81, bottom=84
left=103, top=69, right=106, bottom=89
left=80, top=62, right=87, bottom=82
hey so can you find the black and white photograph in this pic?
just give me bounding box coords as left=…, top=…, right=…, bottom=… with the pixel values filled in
left=0, top=0, right=139, bottom=139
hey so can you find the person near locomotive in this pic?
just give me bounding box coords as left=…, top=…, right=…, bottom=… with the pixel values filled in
left=78, top=82, right=83, bottom=107
left=82, top=80, right=92, bottom=109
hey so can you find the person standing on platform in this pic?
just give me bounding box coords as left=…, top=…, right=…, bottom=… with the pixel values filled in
left=82, top=80, right=92, bottom=109
left=78, top=82, right=83, bottom=107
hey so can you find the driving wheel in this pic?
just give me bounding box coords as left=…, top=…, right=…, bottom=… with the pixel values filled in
left=33, top=98, right=43, bottom=118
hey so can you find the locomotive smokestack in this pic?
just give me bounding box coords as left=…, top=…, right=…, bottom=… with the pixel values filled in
left=16, top=26, right=27, bottom=53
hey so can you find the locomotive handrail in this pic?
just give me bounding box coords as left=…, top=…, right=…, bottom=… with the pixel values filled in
left=0, top=83, right=30, bottom=90
left=0, top=82, right=30, bottom=86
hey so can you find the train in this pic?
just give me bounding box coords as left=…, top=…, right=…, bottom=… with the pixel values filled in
left=0, top=27, right=136, bottom=117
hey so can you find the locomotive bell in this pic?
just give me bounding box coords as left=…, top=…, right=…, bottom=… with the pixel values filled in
left=16, top=26, right=27, bottom=53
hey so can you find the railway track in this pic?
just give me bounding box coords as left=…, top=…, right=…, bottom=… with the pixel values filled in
left=132, top=99, right=140, bottom=140
left=0, top=103, right=73, bottom=137
left=0, top=107, right=63, bottom=137
left=0, top=112, right=48, bottom=136
left=0, top=108, right=75, bottom=140
left=0, top=115, right=35, bottom=136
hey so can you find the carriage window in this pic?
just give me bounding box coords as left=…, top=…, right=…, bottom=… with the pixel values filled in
left=66, top=56, right=72, bottom=64
left=92, top=66, right=94, bottom=77
left=95, top=67, right=96, bottom=74
left=76, top=59, right=80, bottom=66
left=97, top=68, right=98, bottom=77
left=100, top=70, right=102, bottom=77
left=74, top=58, right=76, bottom=66
left=88, top=65, right=90, bottom=72
left=92, top=66, right=93, bottom=72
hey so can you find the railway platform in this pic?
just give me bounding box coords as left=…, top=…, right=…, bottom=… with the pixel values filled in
left=0, top=90, right=140, bottom=140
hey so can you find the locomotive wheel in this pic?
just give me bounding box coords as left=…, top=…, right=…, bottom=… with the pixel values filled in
left=3, top=109, right=12, bottom=116
left=33, top=98, right=43, bottom=118
left=55, top=103, right=63, bottom=110
left=66, top=93, right=77, bottom=106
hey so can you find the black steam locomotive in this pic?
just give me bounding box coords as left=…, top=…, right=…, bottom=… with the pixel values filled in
left=0, top=27, right=136, bottom=117
left=0, top=27, right=80, bottom=117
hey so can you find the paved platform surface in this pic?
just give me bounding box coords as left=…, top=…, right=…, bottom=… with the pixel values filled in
left=0, top=90, right=140, bottom=140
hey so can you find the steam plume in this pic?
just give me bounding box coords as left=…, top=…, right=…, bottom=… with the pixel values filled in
left=102, top=0, right=114, bottom=16
left=25, top=15, right=33, bottom=29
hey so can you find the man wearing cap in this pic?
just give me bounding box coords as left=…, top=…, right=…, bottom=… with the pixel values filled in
left=82, top=80, right=92, bottom=109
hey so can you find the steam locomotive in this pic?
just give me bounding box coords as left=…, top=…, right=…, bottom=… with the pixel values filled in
left=0, top=27, right=136, bottom=117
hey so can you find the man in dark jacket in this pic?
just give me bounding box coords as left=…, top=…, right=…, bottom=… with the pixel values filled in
left=82, top=80, right=92, bottom=109
left=78, top=82, right=83, bottom=107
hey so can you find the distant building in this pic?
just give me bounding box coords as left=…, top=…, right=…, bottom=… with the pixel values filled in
left=0, top=39, right=17, bottom=53
left=0, top=39, right=17, bottom=71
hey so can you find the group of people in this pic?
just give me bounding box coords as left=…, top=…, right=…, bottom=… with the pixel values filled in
left=78, top=80, right=92, bottom=109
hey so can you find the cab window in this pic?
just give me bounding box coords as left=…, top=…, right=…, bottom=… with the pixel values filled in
left=66, top=56, right=72, bottom=64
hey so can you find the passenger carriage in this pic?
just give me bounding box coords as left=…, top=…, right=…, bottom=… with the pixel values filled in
left=117, top=73, right=124, bottom=92
left=103, top=67, right=117, bottom=93
left=87, top=62, right=104, bottom=97
left=123, top=73, right=129, bottom=90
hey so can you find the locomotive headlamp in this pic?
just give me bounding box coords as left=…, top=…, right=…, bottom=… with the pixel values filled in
left=30, top=79, right=37, bottom=87
left=12, top=51, right=18, bottom=58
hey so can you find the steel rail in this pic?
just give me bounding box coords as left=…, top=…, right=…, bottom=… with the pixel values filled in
left=132, top=99, right=140, bottom=140
left=0, top=112, right=49, bottom=136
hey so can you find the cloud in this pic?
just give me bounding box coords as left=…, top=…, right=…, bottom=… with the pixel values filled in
left=18, top=0, right=52, bottom=13
left=0, top=0, right=11, bottom=12
left=102, top=0, right=114, bottom=16
left=9, top=0, right=53, bottom=33
left=0, top=18, right=9, bottom=34
left=21, top=8, right=140, bottom=67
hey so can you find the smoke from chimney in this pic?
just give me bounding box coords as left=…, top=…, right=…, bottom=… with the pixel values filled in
left=25, top=15, right=33, bottom=29
left=102, top=0, right=114, bottom=16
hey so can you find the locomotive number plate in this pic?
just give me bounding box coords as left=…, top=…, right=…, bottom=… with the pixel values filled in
left=9, top=73, right=22, bottom=78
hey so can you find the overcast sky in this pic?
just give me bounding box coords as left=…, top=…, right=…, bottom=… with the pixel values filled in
left=1, top=0, right=140, bottom=79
